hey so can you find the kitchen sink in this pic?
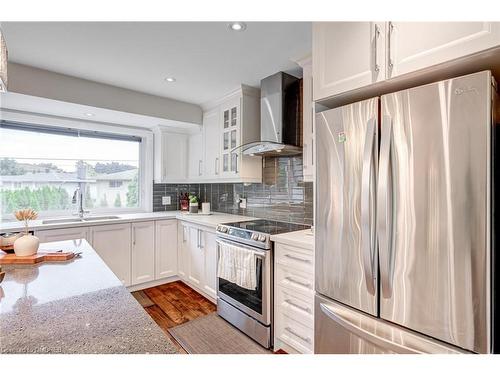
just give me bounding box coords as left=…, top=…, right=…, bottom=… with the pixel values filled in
left=42, top=215, right=120, bottom=224
left=82, top=216, right=120, bottom=221
left=42, top=218, right=84, bottom=224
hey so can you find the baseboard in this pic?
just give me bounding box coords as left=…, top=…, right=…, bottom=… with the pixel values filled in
left=127, top=275, right=180, bottom=292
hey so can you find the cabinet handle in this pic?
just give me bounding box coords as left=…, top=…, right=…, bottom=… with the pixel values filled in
left=215, top=157, right=219, bottom=175
left=197, top=229, right=200, bottom=248
left=198, top=229, right=204, bottom=249
left=133, top=227, right=136, bottom=246
left=234, top=153, right=239, bottom=174
left=284, top=254, right=311, bottom=263
left=198, top=160, right=202, bottom=176
left=285, top=299, right=312, bottom=313
left=285, top=276, right=312, bottom=289
left=388, top=21, right=395, bottom=72
left=303, top=144, right=307, bottom=170
left=374, top=23, right=380, bottom=72
left=183, top=226, right=187, bottom=242
left=311, top=139, right=314, bottom=166
left=284, top=327, right=311, bottom=343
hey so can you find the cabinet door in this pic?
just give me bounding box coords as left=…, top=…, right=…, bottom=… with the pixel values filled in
left=300, top=58, right=315, bottom=182
left=313, top=22, right=385, bottom=101
left=202, top=230, right=217, bottom=299
left=388, top=22, right=500, bottom=78
left=163, top=132, right=188, bottom=182
left=220, top=97, right=240, bottom=177
left=188, top=130, right=204, bottom=180
left=91, top=224, right=131, bottom=286
left=155, top=220, right=178, bottom=279
left=131, top=221, right=155, bottom=285
left=188, top=226, right=204, bottom=288
left=203, top=109, right=221, bottom=180
left=177, top=222, right=189, bottom=280
left=36, top=226, right=90, bottom=245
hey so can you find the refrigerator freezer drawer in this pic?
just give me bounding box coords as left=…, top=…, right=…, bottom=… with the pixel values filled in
left=314, top=294, right=468, bottom=354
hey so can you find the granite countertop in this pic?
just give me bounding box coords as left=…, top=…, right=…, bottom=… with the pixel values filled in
left=0, top=239, right=178, bottom=354
left=270, top=228, right=315, bottom=250
left=0, top=211, right=257, bottom=233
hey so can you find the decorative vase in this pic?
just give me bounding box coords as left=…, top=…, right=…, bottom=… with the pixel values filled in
left=13, top=234, right=40, bottom=257
left=189, top=202, right=199, bottom=214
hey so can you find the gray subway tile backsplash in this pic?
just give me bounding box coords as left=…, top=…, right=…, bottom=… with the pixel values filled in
left=152, top=156, right=313, bottom=225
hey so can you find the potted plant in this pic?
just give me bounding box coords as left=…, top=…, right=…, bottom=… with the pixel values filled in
left=13, top=208, right=40, bottom=256
left=189, top=194, right=199, bottom=214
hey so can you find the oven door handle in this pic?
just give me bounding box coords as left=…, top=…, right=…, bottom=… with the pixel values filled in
left=215, top=237, right=268, bottom=257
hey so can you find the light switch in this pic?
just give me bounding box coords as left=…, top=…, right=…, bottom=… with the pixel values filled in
left=162, top=196, right=171, bottom=205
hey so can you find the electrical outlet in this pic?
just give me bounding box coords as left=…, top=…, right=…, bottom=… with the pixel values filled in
left=162, top=196, right=171, bottom=205
left=239, top=198, right=247, bottom=209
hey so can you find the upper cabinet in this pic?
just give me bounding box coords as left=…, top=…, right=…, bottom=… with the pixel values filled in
left=202, top=108, right=221, bottom=180
left=153, top=128, right=189, bottom=183
left=201, top=85, right=262, bottom=183
left=313, top=22, right=385, bottom=101
left=388, top=22, right=500, bottom=78
left=313, top=22, right=500, bottom=101
left=296, top=55, right=315, bottom=183
left=188, top=128, right=204, bottom=180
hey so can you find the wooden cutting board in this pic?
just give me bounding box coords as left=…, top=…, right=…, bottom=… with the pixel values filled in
left=0, top=250, right=77, bottom=265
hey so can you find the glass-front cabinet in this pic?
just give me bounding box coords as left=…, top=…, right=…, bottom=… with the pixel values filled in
left=221, top=97, right=240, bottom=175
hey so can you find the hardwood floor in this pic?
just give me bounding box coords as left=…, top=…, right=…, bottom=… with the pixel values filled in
left=134, top=281, right=216, bottom=353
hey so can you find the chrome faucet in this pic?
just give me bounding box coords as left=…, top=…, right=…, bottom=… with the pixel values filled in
left=72, top=186, right=89, bottom=218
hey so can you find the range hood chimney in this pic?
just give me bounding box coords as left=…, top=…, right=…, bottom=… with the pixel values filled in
left=239, top=72, right=302, bottom=156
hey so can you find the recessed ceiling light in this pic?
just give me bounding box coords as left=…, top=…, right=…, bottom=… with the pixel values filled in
left=228, top=22, right=247, bottom=32
left=165, top=77, right=176, bottom=82
left=84, top=112, right=95, bottom=117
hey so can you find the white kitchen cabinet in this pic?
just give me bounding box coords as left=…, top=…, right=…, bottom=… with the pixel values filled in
left=296, top=56, right=315, bottom=182
left=187, top=225, right=204, bottom=288
left=274, top=240, right=315, bottom=354
left=155, top=220, right=178, bottom=279
left=313, top=22, right=500, bottom=101
left=188, top=129, right=204, bottom=181
left=131, top=221, right=155, bottom=285
left=36, top=226, right=91, bottom=244
left=153, top=127, right=189, bottom=183
left=388, top=22, right=500, bottom=79
left=313, top=22, right=385, bottom=101
left=202, top=230, right=217, bottom=299
left=177, top=221, right=189, bottom=281
left=202, top=85, right=262, bottom=183
left=91, top=223, right=132, bottom=286
left=203, top=108, right=221, bottom=180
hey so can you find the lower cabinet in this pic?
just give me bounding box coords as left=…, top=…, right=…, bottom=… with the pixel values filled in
left=274, top=242, right=315, bottom=354
left=131, top=221, right=155, bottom=285
left=155, top=220, right=178, bottom=279
left=91, top=223, right=132, bottom=287
left=177, top=221, right=218, bottom=301
left=36, top=226, right=91, bottom=244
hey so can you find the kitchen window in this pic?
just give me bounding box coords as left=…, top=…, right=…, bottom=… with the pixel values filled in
left=0, top=121, right=148, bottom=221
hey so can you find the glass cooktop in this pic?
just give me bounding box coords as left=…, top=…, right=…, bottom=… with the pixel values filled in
left=223, top=219, right=310, bottom=235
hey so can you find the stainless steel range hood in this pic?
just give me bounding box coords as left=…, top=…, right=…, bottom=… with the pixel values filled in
left=239, top=72, right=302, bottom=156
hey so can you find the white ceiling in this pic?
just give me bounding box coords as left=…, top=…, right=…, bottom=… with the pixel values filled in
left=1, top=22, right=312, bottom=105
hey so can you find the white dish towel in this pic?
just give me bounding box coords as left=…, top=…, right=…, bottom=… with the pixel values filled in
left=217, top=242, right=257, bottom=290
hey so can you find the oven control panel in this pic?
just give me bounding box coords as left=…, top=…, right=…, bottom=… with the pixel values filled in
left=216, top=224, right=271, bottom=249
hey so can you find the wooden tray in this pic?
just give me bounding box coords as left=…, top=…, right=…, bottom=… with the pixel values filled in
left=0, top=250, right=77, bottom=265
left=0, top=244, right=15, bottom=253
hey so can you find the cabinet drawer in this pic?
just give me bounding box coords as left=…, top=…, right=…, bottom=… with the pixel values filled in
left=275, top=243, right=314, bottom=273
left=275, top=264, right=314, bottom=299
left=276, top=286, right=314, bottom=328
left=276, top=311, right=314, bottom=354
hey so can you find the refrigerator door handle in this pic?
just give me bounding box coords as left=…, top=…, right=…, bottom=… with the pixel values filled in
left=377, top=114, right=394, bottom=298
left=319, top=303, right=421, bottom=354
left=361, top=117, right=377, bottom=295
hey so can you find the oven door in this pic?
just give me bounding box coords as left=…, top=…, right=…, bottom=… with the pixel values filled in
left=216, top=237, right=272, bottom=326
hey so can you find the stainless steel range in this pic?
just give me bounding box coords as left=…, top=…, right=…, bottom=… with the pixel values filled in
left=215, top=219, right=310, bottom=348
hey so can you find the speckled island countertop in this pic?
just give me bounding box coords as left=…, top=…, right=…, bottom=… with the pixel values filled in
left=0, top=240, right=178, bottom=354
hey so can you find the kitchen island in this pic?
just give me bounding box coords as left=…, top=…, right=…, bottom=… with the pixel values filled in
left=0, top=239, right=178, bottom=354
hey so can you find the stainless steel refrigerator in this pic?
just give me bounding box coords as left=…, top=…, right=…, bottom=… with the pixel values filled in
left=314, top=70, right=499, bottom=354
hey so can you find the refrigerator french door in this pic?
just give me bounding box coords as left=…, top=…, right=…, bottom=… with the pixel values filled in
left=315, top=70, right=495, bottom=354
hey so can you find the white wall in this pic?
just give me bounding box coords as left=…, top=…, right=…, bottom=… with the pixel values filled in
left=7, top=62, right=203, bottom=125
